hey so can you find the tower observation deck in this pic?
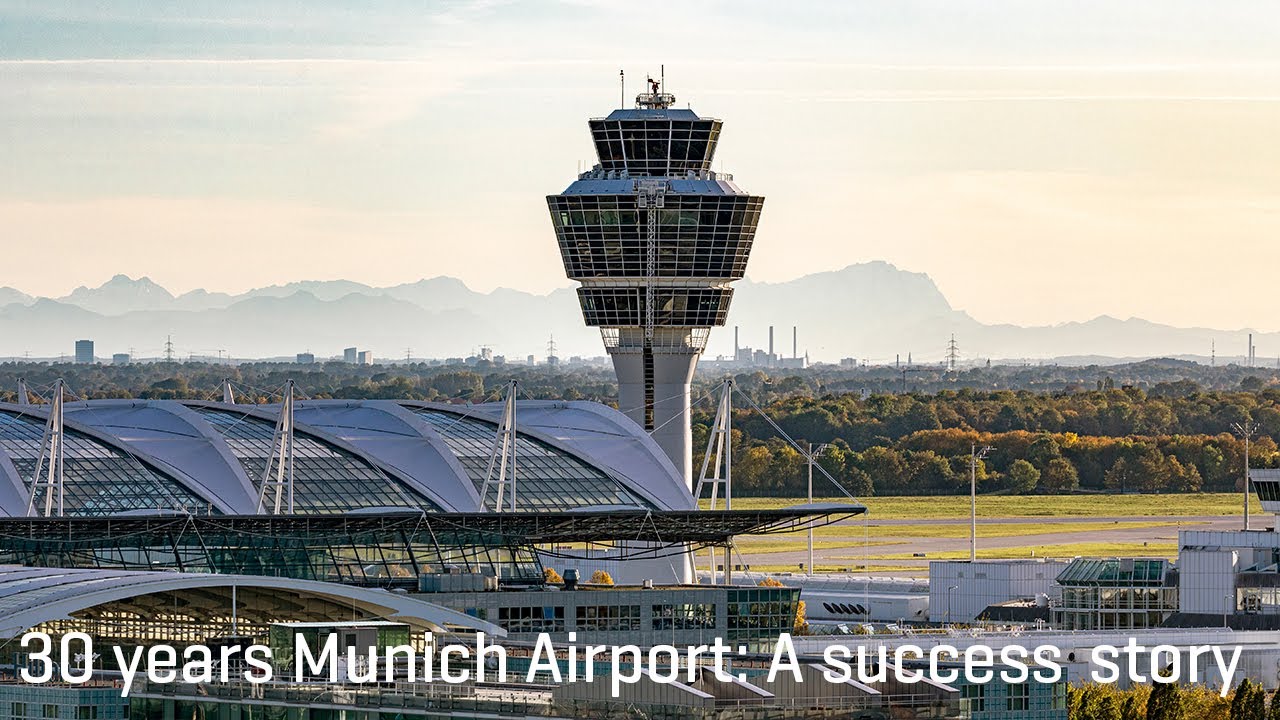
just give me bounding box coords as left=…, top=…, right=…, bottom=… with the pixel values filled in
left=547, top=79, right=764, bottom=487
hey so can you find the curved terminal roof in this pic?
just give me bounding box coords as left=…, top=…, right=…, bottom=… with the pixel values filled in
left=0, top=399, right=690, bottom=516
left=0, top=565, right=502, bottom=639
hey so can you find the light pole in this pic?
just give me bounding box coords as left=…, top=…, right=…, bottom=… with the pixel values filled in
left=970, top=444, right=993, bottom=562
left=1231, top=421, right=1259, bottom=531
left=947, top=584, right=959, bottom=627
left=1224, top=593, right=1233, bottom=629
left=806, top=441, right=831, bottom=576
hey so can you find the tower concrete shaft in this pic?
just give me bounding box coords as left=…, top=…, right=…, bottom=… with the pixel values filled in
left=548, top=85, right=763, bottom=487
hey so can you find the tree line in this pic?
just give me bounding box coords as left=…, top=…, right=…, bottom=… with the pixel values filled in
left=1066, top=678, right=1280, bottom=720
left=2, top=360, right=1278, bottom=498
left=693, top=381, right=1280, bottom=497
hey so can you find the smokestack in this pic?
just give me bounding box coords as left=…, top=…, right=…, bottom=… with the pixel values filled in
left=793, top=326, right=797, bottom=359
left=769, top=326, right=774, bottom=364
left=734, top=326, right=739, bottom=358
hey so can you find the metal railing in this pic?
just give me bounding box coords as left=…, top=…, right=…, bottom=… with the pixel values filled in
left=132, top=678, right=967, bottom=719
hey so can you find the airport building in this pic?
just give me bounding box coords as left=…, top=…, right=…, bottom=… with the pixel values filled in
left=547, top=78, right=763, bottom=487
left=0, top=86, right=1101, bottom=719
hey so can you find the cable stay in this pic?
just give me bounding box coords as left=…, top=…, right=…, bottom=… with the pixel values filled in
left=730, top=382, right=859, bottom=502
left=480, top=380, right=520, bottom=512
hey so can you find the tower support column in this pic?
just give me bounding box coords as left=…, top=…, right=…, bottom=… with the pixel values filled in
left=611, top=348, right=700, bottom=490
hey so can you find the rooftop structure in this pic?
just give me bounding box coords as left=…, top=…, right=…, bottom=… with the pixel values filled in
left=547, top=81, right=763, bottom=486
left=0, top=398, right=694, bottom=516
left=0, top=565, right=497, bottom=641
left=1054, top=557, right=1178, bottom=631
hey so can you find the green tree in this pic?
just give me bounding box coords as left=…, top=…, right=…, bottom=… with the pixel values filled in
left=1231, top=679, right=1254, bottom=720
left=1121, top=695, right=1142, bottom=720
left=1249, top=684, right=1268, bottom=720
left=1008, top=459, right=1040, bottom=494
left=1041, top=457, right=1080, bottom=493
left=1146, top=681, right=1183, bottom=720
left=1096, top=695, right=1122, bottom=720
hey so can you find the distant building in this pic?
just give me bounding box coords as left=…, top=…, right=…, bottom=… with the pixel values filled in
left=296, top=353, right=315, bottom=364
left=357, top=350, right=373, bottom=365
left=74, top=340, right=94, bottom=364
left=929, top=559, right=1069, bottom=623
left=343, top=347, right=358, bottom=363
left=111, top=353, right=130, bottom=366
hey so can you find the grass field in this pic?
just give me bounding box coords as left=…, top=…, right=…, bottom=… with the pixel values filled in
left=710, top=493, right=1256, bottom=519
left=772, top=520, right=1194, bottom=541
left=717, top=493, right=1231, bottom=571
left=870, top=541, right=1178, bottom=561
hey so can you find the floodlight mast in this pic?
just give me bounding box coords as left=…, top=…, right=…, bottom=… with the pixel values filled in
left=970, top=444, right=993, bottom=562
left=806, top=441, right=832, bottom=575
left=1232, top=421, right=1259, bottom=531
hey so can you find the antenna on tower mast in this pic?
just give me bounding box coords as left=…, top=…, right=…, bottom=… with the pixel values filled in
left=619, top=69, right=624, bottom=108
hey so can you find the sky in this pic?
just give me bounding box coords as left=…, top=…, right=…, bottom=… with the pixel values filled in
left=2, top=1, right=1279, bottom=329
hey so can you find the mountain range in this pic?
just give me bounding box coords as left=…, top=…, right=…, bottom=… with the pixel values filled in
left=0, top=263, right=1268, bottom=365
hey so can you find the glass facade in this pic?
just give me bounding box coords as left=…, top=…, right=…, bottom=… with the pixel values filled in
left=577, top=286, right=732, bottom=327
left=413, top=409, right=649, bottom=512
left=0, top=686, right=126, bottom=720
left=588, top=117, right=722, bottom=175
left=193, top=407, right=437, bottom=513
left=953, top=676, right=1069, bottom=720
left=1054, top=558, right=1178, bottom=631
left=652, top=602, right=716, bottom=631
left=0, top=515, right=543, bottom=586
left=548, top=195, right=762, bottom=280
left=0, top=410, right=213, bottom=516
left=576, top=604, right=640, bottom=632
left=726, top=586, right=797, bottom=642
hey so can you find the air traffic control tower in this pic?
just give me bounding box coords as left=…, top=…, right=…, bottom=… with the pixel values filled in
left=548, top=78, right=763, bottom=487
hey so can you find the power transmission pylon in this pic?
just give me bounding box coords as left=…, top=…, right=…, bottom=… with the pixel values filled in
left=946, top=334, right=959, bottom=371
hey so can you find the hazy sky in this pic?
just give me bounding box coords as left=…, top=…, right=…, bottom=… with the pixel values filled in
left=3, top=1, right=1279, bottom=329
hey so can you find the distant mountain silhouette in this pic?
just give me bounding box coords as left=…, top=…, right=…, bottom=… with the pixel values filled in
left=0, top=264, right=1267, bottom=363
left=59, top=274, right=174, bottom=315
left=0, top=287, right=33, bottom=308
